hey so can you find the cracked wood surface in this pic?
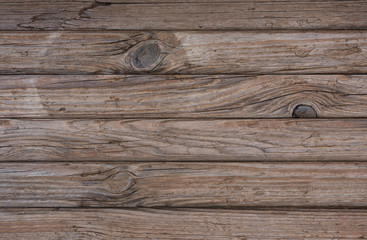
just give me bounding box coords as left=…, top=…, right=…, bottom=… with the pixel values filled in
left=0, top=208, right=366, bottom=239
left=0, top=162, right=366, bottom=208
left=1, top=31, right=367, bottom=74
left=1, top=0, right=367, bottom=30
left=1, top=119, right=367, bottom=161
left=1, top=75, right=367, bottom=118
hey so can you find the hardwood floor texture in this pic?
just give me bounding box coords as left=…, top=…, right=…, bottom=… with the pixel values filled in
left=1, top=0, right=367, bottom=239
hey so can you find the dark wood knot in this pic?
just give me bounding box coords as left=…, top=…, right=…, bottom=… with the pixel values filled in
left=131, top=42, right=161, bottom=70
left=292, top=105, right=317, bottom=118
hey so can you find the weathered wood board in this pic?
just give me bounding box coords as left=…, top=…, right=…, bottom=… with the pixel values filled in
left=1, top=119, right=367, bottom=161
left=1, top=31, right=367, bottom=74
left=0, top=208, right=366, bottom=239
left=1, top=75, right=367, bottom=118
left=1, top=0, right=367, bottom=238
left=1, top=0, right=367, bottom=30
left=0, top=162, right=366, bottom=208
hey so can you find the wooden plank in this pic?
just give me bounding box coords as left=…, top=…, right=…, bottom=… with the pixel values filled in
left=0, top=162, right=366, bottom=207
left=0, top=208, right=366, bottom=239
left=1, top=75, right=367, bottom=118
left=1, top=119, right=367, bottom=161
left=1, top=31, right=367, bottom=75
left=2, top=0, right=367, bottom=30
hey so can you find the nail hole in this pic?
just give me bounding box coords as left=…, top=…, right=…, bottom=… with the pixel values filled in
left=59, top=107, right=66, bottom=112
left=292, top=105, right=317, bottom=118
left=131, top=42, right=161, bottom=69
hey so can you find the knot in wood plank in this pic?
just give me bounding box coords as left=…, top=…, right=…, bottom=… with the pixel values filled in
left=130, top=42, right=161, bottom=70
left=292, top=105, right=317, bottom=118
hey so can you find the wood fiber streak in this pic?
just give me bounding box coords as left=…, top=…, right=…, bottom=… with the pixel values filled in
left=1, top=119, right=367, bottom=161
left=1, top=0, right=367, bottom=30
left=0, top=208, right=366, bottom=239
left=1, top=31, right=367, bottom=74
left=1, top=75, right=367, bottom=118
left=0, top=162, right=366, bottom=207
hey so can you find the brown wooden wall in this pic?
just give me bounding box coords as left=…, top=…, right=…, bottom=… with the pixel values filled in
left=0, top=0, right=367, bottom=239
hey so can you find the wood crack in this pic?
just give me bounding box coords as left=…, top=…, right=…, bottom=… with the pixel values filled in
left=78, top=1, right=112, bottom=20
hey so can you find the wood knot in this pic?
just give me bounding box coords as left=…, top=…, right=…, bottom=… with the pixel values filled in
left=292, top=105, right=317, bottom=118
left=131, top=42, right=161, bottom=70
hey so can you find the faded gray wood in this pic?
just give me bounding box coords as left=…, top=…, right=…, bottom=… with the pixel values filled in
left=0, top=162, right=366, bottom=207
left=1, top=31, right=367, bottom=74
left=1, top=119, right=367, bottom=161
left=0, top=208, right=366, bottom=239
left=2, top=75, right=367, bottom=118
left=1, top=0, right=367, bottom=30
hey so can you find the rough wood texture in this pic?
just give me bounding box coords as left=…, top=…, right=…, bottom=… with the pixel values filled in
left=2, top=119, right=367, bottom=161
left=0, top=208, right=366, bottom=239
left=0, top=162, right=366, bottom=208
left=2, top=75, right=367, bottom=118
left=2, top=0, right=367, bottom=238
left=1, top=0, right=367, bottom=30
left=1, top=31, right=367, bottom=74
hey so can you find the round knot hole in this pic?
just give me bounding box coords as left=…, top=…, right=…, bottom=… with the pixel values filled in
left=131, top=42, right=161, bottom=69
left=292, top=105, right=317, bottom=118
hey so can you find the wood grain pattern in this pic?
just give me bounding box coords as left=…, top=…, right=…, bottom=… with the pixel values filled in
left=1, top=119, right=367, bottom=161
left=1, top=31, right=367, bottom=74
left=2, top=75, right=367, bottom=118
left=2, top=0, right=367, bottom=30
left=2, top=0, right=367, bottom=238
left=0, top=208, right=366, bottom=239
left=0, top=162, right=366, bottom=207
